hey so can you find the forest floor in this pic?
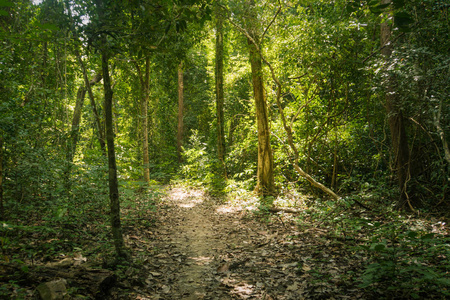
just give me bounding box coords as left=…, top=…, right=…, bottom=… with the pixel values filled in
left=2, top=185, right=449, bottom=299
left=109, top=186, right=366, bottom=299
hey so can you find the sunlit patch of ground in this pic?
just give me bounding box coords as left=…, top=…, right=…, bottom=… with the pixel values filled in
left=274, top=186, right=310, bottom=209
left=166, top=187, right=205, bottom=208
left=190, top=255, right=213, bottom=265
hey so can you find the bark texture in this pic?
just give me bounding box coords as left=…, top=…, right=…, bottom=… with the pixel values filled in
left=248, top=37, right=275, bottom=195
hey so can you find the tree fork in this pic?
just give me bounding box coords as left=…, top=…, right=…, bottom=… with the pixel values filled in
left=76, top=52, right=106, bottom=156
left=68, top=73, right=102, bottom=163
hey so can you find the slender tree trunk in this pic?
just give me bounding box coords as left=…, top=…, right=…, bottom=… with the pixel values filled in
left=136, top=58, right=151, bottom=184
left=96, top=0, right=127, bottom=259
left=68, top=73, right=102, bottom=163
left=248, top=37, right=275, bottom=195
left=101, top=52, right=127, bottom=258
left=75, top=52, right=106, bottom=155
left=215, top=3, right=226, bottom=176
left=177, top=62, right=184, bottom=163
left=142, top=58, right=150, bottom=184
left=381, top=0, right=411, bottom=208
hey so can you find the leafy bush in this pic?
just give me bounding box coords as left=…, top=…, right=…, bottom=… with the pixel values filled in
left=357, top=221, right=450, bottom=298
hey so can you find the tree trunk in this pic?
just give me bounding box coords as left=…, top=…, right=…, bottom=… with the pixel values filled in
left=96, top=0, right=127, bottom=259
left=248, top=37, right=275, bottom=195
left=75, top=52, right=106, bottom=156
left=381, top=0, right=411, bottom=208
left=101, top=52, right=127, bottom=258
left=68, top=73, right=102, bottom=163
left=229, top=3, right=340, bottom=200
left=215, top=3, right=226, bottom=176
left=136, top=58, right=151, bottom=184
left=177, top=62, right=184, bottom=163
left=65, top=3, right=105, bottom=156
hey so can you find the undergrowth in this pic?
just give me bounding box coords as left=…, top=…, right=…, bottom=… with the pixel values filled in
left=298, top=190, right=450, bottom=299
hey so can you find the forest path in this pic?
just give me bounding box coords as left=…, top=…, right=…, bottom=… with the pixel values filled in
left=163, top=187, right=227, bottom=299
left=122, top=186, right=356, bottom=299
left=134, top=186, right=314, bottom=300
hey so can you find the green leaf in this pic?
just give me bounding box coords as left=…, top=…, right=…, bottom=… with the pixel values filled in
left=0, top=9, right=7, bottom=15
left=369, top=3, right=390, bottom=15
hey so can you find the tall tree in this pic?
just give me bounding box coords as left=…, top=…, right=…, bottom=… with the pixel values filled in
left=380, top=0, right=411, bottom=208
left=215, top=2, right=226, bottom=175
left=245, top=0, right=275, bottom=195
left=229, top=0, right=340, bottom=200
left=95, top=0, right=127, bottom=258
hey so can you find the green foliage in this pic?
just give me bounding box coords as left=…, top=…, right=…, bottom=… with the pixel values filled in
left=357, top=222, right=450, bottom=298
left=180, top=130, right=226, bottom=195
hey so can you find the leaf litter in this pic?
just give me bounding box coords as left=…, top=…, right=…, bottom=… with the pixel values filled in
left=2, top=185, right=448, bottom=299
left=112, top=186, right=370, bottom=299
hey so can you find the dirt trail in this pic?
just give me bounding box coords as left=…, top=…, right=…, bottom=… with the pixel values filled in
left=146, top=187, right=264, bottom=299
left=167, top=188, right=227, bottom=299
left=125, top=186, right=356, bottom=299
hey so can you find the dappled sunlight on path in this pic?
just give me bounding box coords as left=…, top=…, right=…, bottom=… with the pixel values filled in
left=139, top=186, right=347, bottom=299
left=166, top=187, right=205, bottom=208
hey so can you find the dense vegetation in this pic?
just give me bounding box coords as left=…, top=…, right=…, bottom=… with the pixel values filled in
left=0, top=0, right=449, bottom=298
